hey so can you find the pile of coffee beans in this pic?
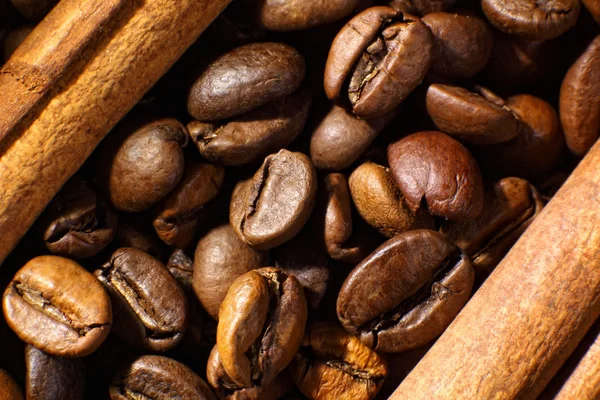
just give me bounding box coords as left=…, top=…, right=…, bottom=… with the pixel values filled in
left=1, top=0, right=599, bottom=399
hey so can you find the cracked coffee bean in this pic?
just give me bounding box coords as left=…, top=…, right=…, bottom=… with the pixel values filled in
left=216, top=267, right=307, bottom=388
left=290, top=322, right=388, bottom=400
left=337, top=229, right=474, bottom=353
left=95, top=248, right=188, bottom=352
left=325, top=6, right=433, bottom=118
left=2, top=255, right=112, bottom=357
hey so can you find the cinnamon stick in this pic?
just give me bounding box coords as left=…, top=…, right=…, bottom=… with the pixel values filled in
left=0, top=0, right=232, bottom=264
left=391, top=139, right=600, bottom=399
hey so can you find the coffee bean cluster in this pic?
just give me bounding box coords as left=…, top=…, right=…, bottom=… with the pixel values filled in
left=1, top=0, right=599, bottom=399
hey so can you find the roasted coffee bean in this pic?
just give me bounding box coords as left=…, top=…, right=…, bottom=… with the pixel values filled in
left=0, top=369, right=23, bottom=400
left=348, top=161, right=434, bottom=238
left=206, top=345, right=294, bottom=400
left=290, top=323, right=388, bottom=400
left=310, top=105, right=397, bottom=170
left=325, top=7, right=433, bottom=118
left=230, top=149, right=317, bottom=250
left=2, top=24, right=33, bottom=62
left=110, top=355, right=216, bottom=400
left=167, top=249, right=195, bottom=291
left=337, top=229, right=474, bottom=353
left=95, top=248, right=188, bottom=352
left=422, top=11, right=494, bottom=80
left=217, top=267, right=307, bottom=388
left=193, top=224, right=269, bottom=320
left=388, top=0, right=458, bottom=15
left=40, top=176, right=117, bottom=259
left=441, top=177, right=545, bottom=277
left=152, top=162, right=225, bottom=248
left=188, top=42, right=305, bottom=121
left=98, top=117, right=188, bottom=212
left=189, top=87, right=311, bottom=166
left=476, top=94, right=565, bottom=180
left=560, top=35, right=600, bottom=156
left=25, top=344, right=85, bottom=400
left=388, top=131, right=485, bottom=220
left=425, top=83, right=521, bottom=144
left=2, top=256, right=112, bottom=357
left=481, top=0, right=580, bottom=40
left=10, top=0, right=56, bottom=20
left=313, top=173, right=381, bottom=264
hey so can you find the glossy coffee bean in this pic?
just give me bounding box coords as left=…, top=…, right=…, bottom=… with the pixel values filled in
left=290, top=323, right=388, bottom=400
left=337, top=230, right=474, bottom=353
left=388, top=131, right=485, bottom=220
left=349, top=161, right=434, bottom=238
left=95, top=248, right=188, bottom=352
left=422, top=11, right=494, bottom=80
left=388, top=0, right=458, bottom=15
left=188, top=42, right=305, bottom=121
left=441, top=177, right=545, bottom=276
left=25, top=344, right=85, bottom=400
left=193, top=224, right=269, bottom=320
left=40, top=176, right=117, bottom=259
left=425, top=83, right=521, bottom=144
left=152, top=162, right=225, bottom=248
left=98, top=117, right=188, bottom=212
left=206, top=345, right=293, bottom=400
left=310, top=105, right=397, bottom=170
left=2, top=256, right=112, bottom=357
left=189, top=87, right=311, bottom=166
left=0, top=369, right=23, bottom=400
left=482, top=0, right=580, bottom=40
left=109, top=355, right=216, bottom=400
left=217, top=267, right=307, bottom=388
left=560, top=35, right=600, bottom=156
left=10, top=0, right=56, bottom=20
left=230, top=149, right=317, bottom=250
left=2, top=24, right=33, bottom=62
left=325, top=6, right=433, bottom=118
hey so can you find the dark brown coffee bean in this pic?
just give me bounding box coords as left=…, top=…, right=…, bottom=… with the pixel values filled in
left=388, top=131, right=485, bottom=220
left=325, top=7, right=433, bottom=118
left=98, top=117, right=188, bottom=212
left=0, top=369, right=23, bottom=400
left=189, top=87, right=311, bottom=166
left=441, top=177, right=545, bottom=277
left=188, top=42, right=305, bottom=121
left=482, top=0, right=580, bottom=40
left=337, top=229, right=474, bottom=353
left=2, top=256, right=112, bottom=357
left=310, top=105, right=397, bottom=170
left=10, top=0, right=56, bottom=20
left=152, top=162, right=225, bottom=248
left=110, top=355, right=216, bottom=400
left=425, top=83, right=521, bottom=144
left=193, top=224, right=269, bottom=320
left=389, top=0, right=458, bottom=15
left=95, top=248, right=188, bottom=352
left=217, top=267, right=307, bottom=388
left=560, top=35, right=600, bottom=157
left=290, top=323, right=388, bottom=400
left=349, top=161, right=434, bottom=238
left=2, top=24, right=33, bottom=62
left=206, top=345, right=294, bottom=400
left=230, top=149, right=317, bottom=250
left=40, top=176, right=117, bottom=259
left=167, top=249, right=195, bottom=291
left=25, top=344, right=85, bottom=400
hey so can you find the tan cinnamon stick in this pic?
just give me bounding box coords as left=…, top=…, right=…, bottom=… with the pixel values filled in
left=391, top=139, right=600, bottom=399
left=0, top=0, right=232, bottom=264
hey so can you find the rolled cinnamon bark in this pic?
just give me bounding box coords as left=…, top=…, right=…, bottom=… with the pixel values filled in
left=0, top=0, right=232, bottom=264
left=392, top=139, right=600, bottom=398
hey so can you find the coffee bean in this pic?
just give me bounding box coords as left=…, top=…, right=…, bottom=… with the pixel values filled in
left=560, top=35, right=600, bottom=157
left=230, top=149, right=317, bottom=249
left=109, top=355, right=216, bottom=400
left=0, top=369, right=23, bottom=400
left=217, top=267, right=307, bottom=388
left=188, top=42, right=305, bottom=121
left=325, top=6, right=433, bottom=118
left=2, top=256, right=112, bottom=357
left=388, top=131, right=485, bottom=220
left=95, top=248, right=188, bottom=352
left=167, top=248, right=195, bottom=291
left=290, top=323, right=388, bottom=400
left=192, top=224, right=269, bottom=320
left=337, top=229, right=474, bottom=353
